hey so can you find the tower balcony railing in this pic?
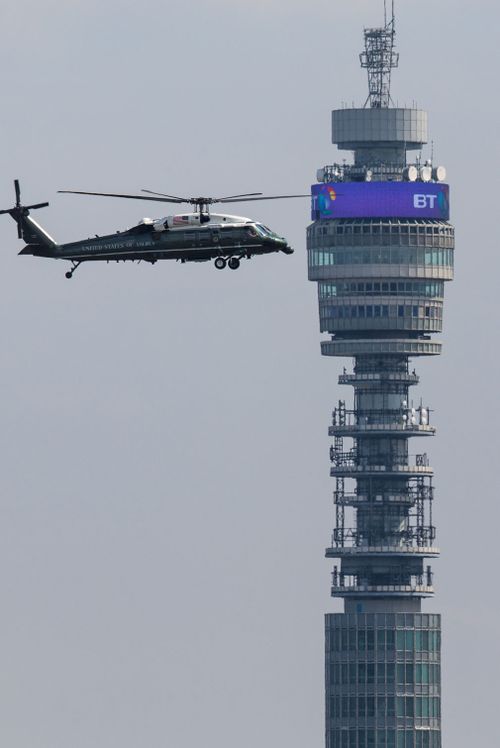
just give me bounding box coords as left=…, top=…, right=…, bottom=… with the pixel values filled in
left=335, top=487, right=433, bottom=507
left=330, top=525, right=436, bottom=549
left=331, top=568, right=435, bottom=598
left=330, top=583, right=435, bottom=598
left=336, top=492, right=415, bottom=506
left=331, top=464, right=433, bottom=477
left=330, top=452, right=433, bottom=477
left=338, top=371, right=420, bottom=386
left=329, top=421, right=435, bottom=437
left=331, top=450, right=430, bottom=465
left=331, top=407, right=431, bottom=429
left=326, top=544, right=440, bottom=558
left=317, top=162, right=415, bottom=184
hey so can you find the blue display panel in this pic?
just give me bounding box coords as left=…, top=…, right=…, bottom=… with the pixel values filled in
left=311, top=182, right=450, bottom=221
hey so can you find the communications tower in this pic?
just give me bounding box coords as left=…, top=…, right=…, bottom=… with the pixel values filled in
left=307, top=4, right=453, bottom=747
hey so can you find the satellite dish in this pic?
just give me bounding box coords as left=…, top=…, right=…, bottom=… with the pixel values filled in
left=365, top=170, right=373, bottom=182
left=433, top=165, right=447, bottom=182
left=420, top=166, right=432, bottom=182
left=404, top=166, right=418, bottom=182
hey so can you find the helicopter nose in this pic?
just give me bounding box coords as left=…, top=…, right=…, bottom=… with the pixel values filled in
left=281, top=241, right=294, bottom=255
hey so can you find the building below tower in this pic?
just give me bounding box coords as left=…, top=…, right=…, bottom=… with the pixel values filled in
left=325, top=611, right=441, bottom=748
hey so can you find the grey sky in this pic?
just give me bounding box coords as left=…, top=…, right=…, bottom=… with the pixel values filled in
left=0, top=1, right=498, bottom=747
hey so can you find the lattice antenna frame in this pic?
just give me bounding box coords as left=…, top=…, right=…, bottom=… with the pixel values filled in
left=360, top=0, right=399, bottom=108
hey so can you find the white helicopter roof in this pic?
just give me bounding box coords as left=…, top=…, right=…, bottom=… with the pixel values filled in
left=138, top=212, right=254, bottom=229
left=205, top=213, right=253, bottom=224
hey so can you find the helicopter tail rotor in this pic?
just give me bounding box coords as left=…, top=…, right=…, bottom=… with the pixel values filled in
left=0, top=179, right=49, bottom=239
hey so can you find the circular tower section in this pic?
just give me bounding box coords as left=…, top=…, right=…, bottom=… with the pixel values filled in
left=308, top=10, right=454, bottom=748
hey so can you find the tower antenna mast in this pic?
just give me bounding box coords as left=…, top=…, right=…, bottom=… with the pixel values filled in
left=360, top=0, right=399, bottom=108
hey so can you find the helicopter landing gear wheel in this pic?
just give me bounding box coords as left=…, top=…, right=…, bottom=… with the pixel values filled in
left=65, top=261, right=81, bottom=279
left=214, top=257, right=227, bottom=270
left=228, top=257, right=240, bottom=270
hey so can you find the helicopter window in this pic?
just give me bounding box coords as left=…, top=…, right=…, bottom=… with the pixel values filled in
left=255, top=224, right=272, bottom=237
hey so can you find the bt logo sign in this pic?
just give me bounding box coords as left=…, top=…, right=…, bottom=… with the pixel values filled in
left=414, top=194, right=438, bottom=209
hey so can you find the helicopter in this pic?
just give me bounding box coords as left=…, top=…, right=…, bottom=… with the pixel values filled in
left=0, top=180, right=306, bottom=279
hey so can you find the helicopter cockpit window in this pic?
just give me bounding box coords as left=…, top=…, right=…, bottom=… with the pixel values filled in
left=255, top=224, right=271, bottom=237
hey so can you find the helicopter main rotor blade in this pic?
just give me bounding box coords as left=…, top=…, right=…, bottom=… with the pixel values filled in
left=57, top=189, right=311, bottom=207
left=58, top=190, right=186, bottom=204
left=213, top=192, right=263, bottom=201
left=141, top=191, right=264, bottom=202
left=14, top=179, right=21, bottom=207
left=141, top=189, right=190, bottom=201
left=217, top=194, right=310, bottom=204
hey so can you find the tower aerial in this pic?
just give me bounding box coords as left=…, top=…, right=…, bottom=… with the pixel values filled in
left=308, top=4, right=453, bottom=748
left=360, top=0, right=399, bottom=108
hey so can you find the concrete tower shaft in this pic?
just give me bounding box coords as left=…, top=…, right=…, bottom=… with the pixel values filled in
left=307, top=5, right=453, bottom=748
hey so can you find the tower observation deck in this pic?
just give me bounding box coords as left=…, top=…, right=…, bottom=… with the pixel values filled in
left=307, top=5, right=453, bottom=748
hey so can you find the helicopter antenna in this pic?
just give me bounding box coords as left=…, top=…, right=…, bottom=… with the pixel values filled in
left=360, top=0, right=399, bottom=108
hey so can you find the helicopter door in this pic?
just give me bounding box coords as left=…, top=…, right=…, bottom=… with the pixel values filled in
left=211, top=228, right=221, bottom=246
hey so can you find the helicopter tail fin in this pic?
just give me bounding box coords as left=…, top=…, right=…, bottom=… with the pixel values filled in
left=0, top=179, right=58, bottom=256
left=16, top=214, right=58, bottom=256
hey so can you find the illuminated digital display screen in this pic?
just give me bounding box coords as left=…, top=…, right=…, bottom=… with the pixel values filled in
left=311, top=182, right=450, bottom=221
